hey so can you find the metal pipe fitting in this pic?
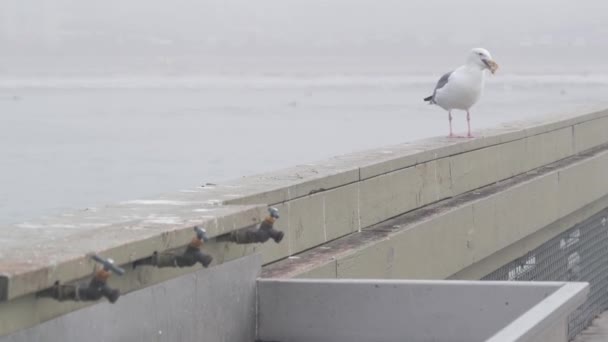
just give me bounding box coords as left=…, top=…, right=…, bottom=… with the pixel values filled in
left=133, top=226, right=213, bottom=269
left=221, top=207, right=284, bottom=244
left=37, top=254, right=125, bottom=303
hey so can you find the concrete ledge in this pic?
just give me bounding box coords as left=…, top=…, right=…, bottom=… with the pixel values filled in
left=450, top=193, right=608, bottom=281
left=1, top=258, right=587, bottom=342
left=226, top=107, right=608, bottom=207
left=257, top=279, right=589, bottom=342
left=262, top=143, right=608, bottom=279
left=2, top=108, right=608, bottom=335
left=0, top=204, right=265, bottom=301
left=1, top=255, right=262, bottom=342
left=487, top=282, right=589, bottom=342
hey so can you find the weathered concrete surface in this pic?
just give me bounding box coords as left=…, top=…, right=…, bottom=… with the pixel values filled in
left=263, top=143, right=608, bottom=280
left=0, top=203, right=265, bottom=301
left=451, top=192, right=608, bottom=280
left=2, top=108, right=608, bottom=335
left=0, top=254, right=261, bottom=342
left=574, top=311, right=608, bottom=342
left=257, top=279, right=588, bottom=342
left=486, top=282, right=588, bottom=342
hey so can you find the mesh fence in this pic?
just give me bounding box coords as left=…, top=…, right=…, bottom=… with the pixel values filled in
left=482, top=207, right=608, bottom=340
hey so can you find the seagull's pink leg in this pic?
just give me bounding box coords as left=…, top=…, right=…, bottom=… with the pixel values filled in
left=448, top=111, right=454, bottom=137
left=466, top=110, right=473, bottom=138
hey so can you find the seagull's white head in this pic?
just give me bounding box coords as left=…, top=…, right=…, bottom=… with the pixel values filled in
left=467, top=48, right=499, bottom=74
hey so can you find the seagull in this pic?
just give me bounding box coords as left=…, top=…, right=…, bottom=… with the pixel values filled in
left=424, top=48, right=499, bottom=138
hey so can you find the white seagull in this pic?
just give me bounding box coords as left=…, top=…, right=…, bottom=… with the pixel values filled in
left=424, top=48, right=499, bottom=138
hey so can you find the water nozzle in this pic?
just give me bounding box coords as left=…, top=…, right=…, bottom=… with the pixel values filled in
left=220, top=207, right=284, bottom=244
left=195, top=226, right=209, bottom=242
left=133, top=226, right=213, bottom=269
left=269, top=207, right=280, bottom=219
left=90, top=254, right=125, bottom=276
left=37, top=254, right=125, bottom=304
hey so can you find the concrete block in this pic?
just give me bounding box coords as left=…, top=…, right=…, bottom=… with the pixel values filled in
left=287, top=184, right=359, bottom=254
left=388, top=205, right=474, bottom=279
left=0, top=204, right=264, bottom=302
left=358, top=146, right=425, bottom=180
left=289, top=165, right=359, bottom=200
left=358, top=166, right=421, bottom=228
left=416, top=158, right=453, bottom=204
left=524, top=127, right=573, bottom=170
left=221, top=180, right=291, bottom=207
left=557, top=151, right=608, bottom=218
left=469, top=195, right=498, bottom=265
left=1, top=255, right=262, bottom=342
left=287, top=192, right=325, bottom=253
left=486, top=283, right=588, bottom=342
left=336, top=149, right=602, bottom=281
left=295, top=260, right=337, bottom=279
left=322, top=183, right=360, bottom=240
left=490, top=174, right=560, bottom=255
left=449, top=139, right=526, bottom=195
left=452, top=193, right=608, bottom=280
left=257, top=279, right=587, bottom=342
left=497, top=138, right=529, bottom=178
left=574, top=116, right=608, bottom=153
left=477, top=123, right=528, bottom=144
left=524, top=107, right=608, bottom=137
left=357, top=123, right=526, bottom=183
left=355, top=108, right=607, bottom=182
left=3, top=107, right=608, bottom=328
left=410, top=137, right=473, bottom=165
left=336, top=239, right=395, bottom=279
left=224, top=163, right=359, bottom=205
left=449, top=146, right=498, bottom=195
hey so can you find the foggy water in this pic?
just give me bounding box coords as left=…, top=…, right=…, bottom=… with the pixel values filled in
left=1, top=0, right=608, bottom=224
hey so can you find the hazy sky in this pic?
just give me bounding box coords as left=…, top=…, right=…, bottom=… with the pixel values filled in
left=1, top=0, right=607, bottom=75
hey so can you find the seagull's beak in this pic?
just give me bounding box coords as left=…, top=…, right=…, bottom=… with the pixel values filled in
left=483, top=59, right=499, bottom=74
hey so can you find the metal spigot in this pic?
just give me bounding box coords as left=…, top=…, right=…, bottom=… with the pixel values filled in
left=220, top=207, right=284, bottom=244
left=91, top=254, right=126, bottom=276
left=133, top=226, right=213, bottom=269
left=37, top=254, right=125, bottom=303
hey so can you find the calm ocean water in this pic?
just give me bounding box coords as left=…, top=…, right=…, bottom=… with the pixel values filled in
left=2, top=0, right=608, bottom=224
left=1, top=73, right=607, bottom=224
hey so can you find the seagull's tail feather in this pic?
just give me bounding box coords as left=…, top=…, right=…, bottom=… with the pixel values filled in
left=423, top=95, right=434, bottom=104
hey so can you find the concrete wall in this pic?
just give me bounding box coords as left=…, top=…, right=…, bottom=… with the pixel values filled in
left=257, top=279, right=588, bottom=342
left=486, top=280, right=589, bottom=342
left=263, top=143, right=608, bottom=280
left=2, top=107, right=608, bottom=335
left=1, top=258, right=587, bottom=342
left=0, top=255, right=261, bottom=342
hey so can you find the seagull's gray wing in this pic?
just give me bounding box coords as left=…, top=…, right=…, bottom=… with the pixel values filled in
left=424, top=70, right=453, bottom=103
left=434, top=71, right=453, bottom=93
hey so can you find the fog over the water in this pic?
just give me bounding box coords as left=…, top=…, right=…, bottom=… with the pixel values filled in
left=1, top=0, right=608, bottom=77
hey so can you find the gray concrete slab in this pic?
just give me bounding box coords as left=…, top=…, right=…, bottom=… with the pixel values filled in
left=262, top=143, right=608, bottom=281
left=3, top=108, right=608, bottom=331
left=0, top=204, right=265, bottom=301
left=1, top=254, right=262, bottom=342
left=257, top=279, right=588, bottom=342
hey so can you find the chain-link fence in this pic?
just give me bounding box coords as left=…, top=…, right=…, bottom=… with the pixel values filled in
left=482, top=207, right=608, bottom=340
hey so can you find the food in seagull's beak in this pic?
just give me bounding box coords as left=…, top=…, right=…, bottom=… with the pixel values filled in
left=483, top=60, right=499, bottom=74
